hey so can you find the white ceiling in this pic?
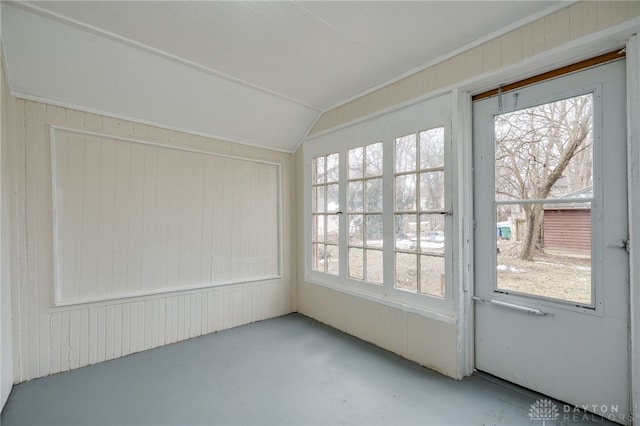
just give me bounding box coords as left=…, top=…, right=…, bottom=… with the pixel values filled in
left=2, top=1, right=565, bottom=152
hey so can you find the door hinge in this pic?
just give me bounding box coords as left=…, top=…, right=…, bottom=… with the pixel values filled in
left=607, top=239, right=630, bottom=253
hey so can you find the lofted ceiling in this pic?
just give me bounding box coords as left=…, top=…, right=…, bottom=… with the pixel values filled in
left=2, top=1, right=566, bottom=152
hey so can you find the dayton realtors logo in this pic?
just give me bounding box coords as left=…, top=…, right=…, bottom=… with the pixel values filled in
left=529, top=398, right=632, bottom=424
left=529, top=399, right=559, bottom=425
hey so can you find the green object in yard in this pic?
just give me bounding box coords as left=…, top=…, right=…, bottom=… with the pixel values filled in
left=499, top=226, right=511, bottom=240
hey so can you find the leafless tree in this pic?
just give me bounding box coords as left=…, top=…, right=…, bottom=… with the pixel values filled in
left=495, top=94, right=592, bottom=261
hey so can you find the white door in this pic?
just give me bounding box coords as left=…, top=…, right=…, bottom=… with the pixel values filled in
left=473, top=59, right=629, bottom=421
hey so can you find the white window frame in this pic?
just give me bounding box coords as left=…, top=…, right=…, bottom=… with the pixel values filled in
left=304, top=94, right=455, bottom=316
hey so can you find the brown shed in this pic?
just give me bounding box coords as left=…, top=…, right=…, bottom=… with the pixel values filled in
left=542, top=187, right=591, bottom=258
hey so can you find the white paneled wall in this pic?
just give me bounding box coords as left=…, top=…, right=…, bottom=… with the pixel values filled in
left=46, top=282, right=289, bottom=376
left=51, top=127, right=280, bottom=305
left=1, top=46, right=15, bottom=408
left=10, top=99, right=294, bottom=383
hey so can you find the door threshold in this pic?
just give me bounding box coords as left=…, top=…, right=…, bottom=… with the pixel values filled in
left=473, top=370, right=622, bottom=425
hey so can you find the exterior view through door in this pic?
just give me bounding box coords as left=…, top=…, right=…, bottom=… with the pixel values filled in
left=473, top=59, right=630, bottom=423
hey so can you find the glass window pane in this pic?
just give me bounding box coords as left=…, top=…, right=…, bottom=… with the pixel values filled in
left=494, top=93, right=593, bottom=202
left=395, top=134, right=417, bottom=173
left=348, top=215, right=363, bottom=246
left=395, top=175, right=416, bottom=211
left=349, top=248, right=364, bottom=280
left=395, top=214, right=416, bottom=251
left=348, top=147, right=364, bottom=180
left=348, top=181, right=363, bottom=213
left=327, top=184, right=339, bottom=213
left=419, top=172, right=444, bottom=211
left=326, top=153, right=339, bottom=183
left=315, top=186, right=325, bottom=213
left=395, top=253, right=417, bottom=292
left=313, top=215, right=325, bottom=243
left=365, top=215, right=383, bottom=248
left=420, top=127, right=445, bottom=169
left=366, top=249, right=383, bottom=284
left=420, top=255, right=445, bottom=298
left=365, top=142, right=384, bottom=177
left=314, top=156, right=325, bottom=184
left=312, top=243, right=324, bottom=272
left=419, top=214, right=445, bottom=255
left=496, top=203, right=592, bottom=306
left=326, top=215, right=339, bottom=244
left=365, top=178, right=383, bottom=212
left=326, top=245, right=339, bottom=275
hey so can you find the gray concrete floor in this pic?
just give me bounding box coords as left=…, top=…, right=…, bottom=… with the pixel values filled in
left=1, top=313, right=614, bottom=425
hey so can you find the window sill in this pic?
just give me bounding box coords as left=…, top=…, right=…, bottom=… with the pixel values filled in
left=303, top=276, right=457, bottom=325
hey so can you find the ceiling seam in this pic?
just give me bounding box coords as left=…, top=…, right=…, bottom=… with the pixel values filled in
left=9, top=0, right=323, bottom=114
left=11, top=90, right=297, bottom=154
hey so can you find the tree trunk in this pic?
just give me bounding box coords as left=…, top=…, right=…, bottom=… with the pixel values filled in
left=520, top=204, right=544, bottom=261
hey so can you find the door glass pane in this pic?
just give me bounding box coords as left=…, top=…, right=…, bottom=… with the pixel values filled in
left=495, top=94, right=593, bottom=201
left=494, top=93, right=593, bottom=306
left=495, top=203, right=592, bottom=305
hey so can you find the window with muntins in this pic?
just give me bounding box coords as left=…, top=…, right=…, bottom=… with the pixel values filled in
left=304, top=95, right=453, bottom=314
left=394, top=128, right=446, bottom=298
left=312, top=153, right=340, bottom=275
left=347, top=142, right=384, bottom=284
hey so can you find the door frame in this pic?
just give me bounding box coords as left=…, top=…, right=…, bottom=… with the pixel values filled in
left=454, top=30, right=640, bottom=416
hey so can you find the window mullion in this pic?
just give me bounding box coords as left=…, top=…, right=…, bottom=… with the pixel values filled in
left=383, top=136, right=395, bottom=294
left=339, top=149, right=348, bottom=280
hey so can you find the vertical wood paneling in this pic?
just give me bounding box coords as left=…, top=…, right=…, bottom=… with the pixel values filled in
left=59, top=310, right=70, bottom=372
left=79, top=136, right=101, bottom=301
left=11, top=99, right=293, bottom=384
left=96, top=141, right=117, bottom=300
left=140, top=146, right=158, bottom=294
left=69, top=309, right=80, bottom=369
left=88, top=307, right=97, bottom=365
left=52, top=130, right=281, bottom=305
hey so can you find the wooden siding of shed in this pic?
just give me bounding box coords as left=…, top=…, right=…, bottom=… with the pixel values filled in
left=543, top=209, right=591, bottom=257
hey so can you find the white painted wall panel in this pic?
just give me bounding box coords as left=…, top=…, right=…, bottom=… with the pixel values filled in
left=51, top=128, right=281, bottom=306
left=1, top=44, right=15, bottom=409
left=9, top=99, right=294, bottom=384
